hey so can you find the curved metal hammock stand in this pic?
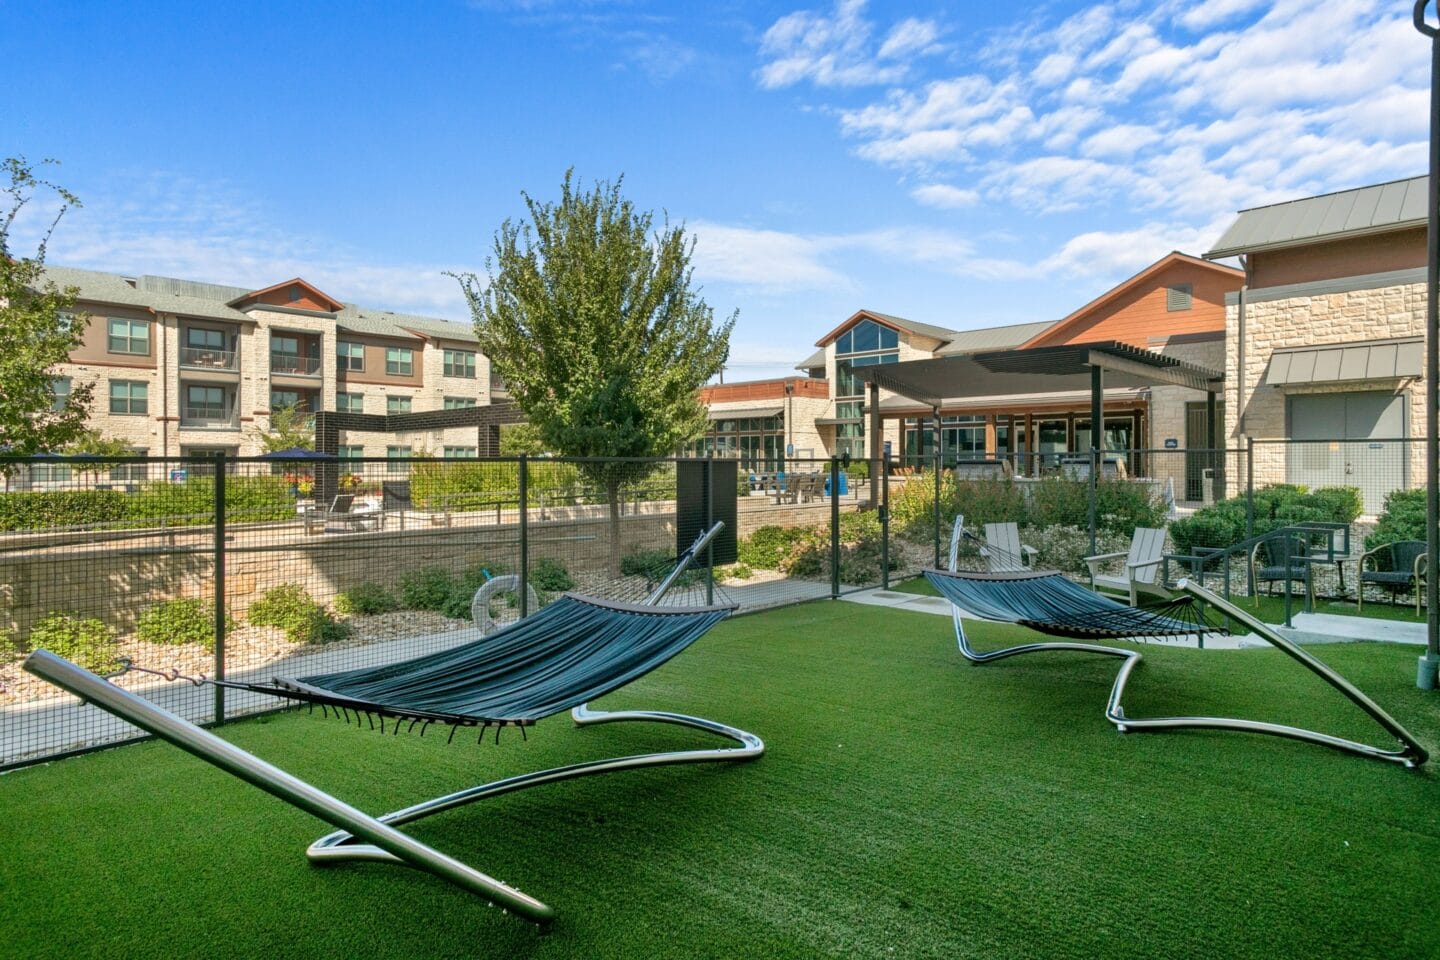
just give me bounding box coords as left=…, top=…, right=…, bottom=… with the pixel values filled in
left=925, top=565, right=1428, bottom=768
left=24, top=523, right=762, bottom=924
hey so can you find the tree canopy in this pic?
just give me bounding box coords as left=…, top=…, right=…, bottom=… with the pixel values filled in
left=258, top=403, right=315, bottom=453
left=0, top=157, right=93, bottom=455
left=455, top=171, right=734, bottom=475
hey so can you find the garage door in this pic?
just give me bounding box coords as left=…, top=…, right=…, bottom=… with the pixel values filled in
left=1286, top=391, right=1407, bottom=514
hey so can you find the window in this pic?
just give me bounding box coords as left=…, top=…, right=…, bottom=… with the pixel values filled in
left=443, top=446, right=478, bottom=459
left=386, top=446, right=412, bottom=473
left=336, top=392, right=364, bottom=413
left=110, top=448, right=148, bottom=483
left=1167, top=284, right=1193, bottom=311
left=186, top=328, right=224, bottom=350
left=835, top=319, right=898, bottom=356
left=385, top=347, right=414, bottom=376
left=337, top=341, right=365, bottom=372
left=289, top=284, right=301, bottom=302
left=109, top=380, right=148, bottom=415
left=30, top=462, right=70, bottom=483
left=387, top=395, right=412, bottom=415
left=337, top=445, right=365, bottom=460
left=107, top=318, right=150, bottom=355
left=443, top=396, right=477, bottom=410
left=51, top=376, right=71, bottom=412
left=443, top=349, right=476, bottom=378
left=270, top=389, right=306, bottom=411
left=185, top=385, right=228, bottom=422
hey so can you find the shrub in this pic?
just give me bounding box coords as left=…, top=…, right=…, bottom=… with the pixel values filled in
left=739, top=525, right=809, bottom=570
left=398, top=566, right=457, bottom=611
left=27, top=612, right=120, bottom=673
left=334, top=583, right=400, bottom=617
left=1019, top=525, right=1132, bottom=576
left=1, top=628, right=23, bottom=663
left=530, top=558, right=575, bottom=592
left=719, top=563, right=753, bottom=581
left=779, top=512, right=897, bottom=585
left=135, top=598, right=232, bottom=651
left=621, top=547, right=701, bottom=587
left=889, top=473, right=1027, bottom=544
left=1366, top=488, right=1426, bottom=550
left=1169, top=484, right=1363, bottom=555
left=247, top=584, right=349, bottom=645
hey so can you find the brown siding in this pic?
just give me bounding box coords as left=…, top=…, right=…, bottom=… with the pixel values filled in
left=335, top=332, right=424, bottom=387
left=1026, top=261, right=1234, bottom=350
left=1249, top=227, right=1426, bottom=289
left=699, top=377, right=829, bottom=404
left=245, top=284, right=336, bottom=313
left=67, top=303, right=156, bottom=368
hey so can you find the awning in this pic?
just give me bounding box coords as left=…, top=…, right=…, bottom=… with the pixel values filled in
left=707, top=406, right=784, bottom=420
left=814, top=417, right=862, bottom=426
left=876, top=387, right=1147, bottom=415
left=1267, top=337, right=1422, bottom=386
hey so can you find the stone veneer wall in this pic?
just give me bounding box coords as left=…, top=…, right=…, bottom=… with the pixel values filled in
left=1225, top=278, right=1426, bottom=490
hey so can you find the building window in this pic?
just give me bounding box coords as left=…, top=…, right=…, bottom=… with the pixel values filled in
left=185, top=385, right=229, bottom=422
left=289, top=284, right=301, bottom=302
left=443, top=349, right=476, bottom=378
left=387, top=395, right=412, bottom=415
left=385, top=347, right=413, bottom=376
left=835, top=318, right=898, bottom=355
left=336, top=392, right=364, bottom=413
left=443, top=446, right=478, bottom=458
left=109, top=380, right=148, bottom=415
left=186, top=327, right=224, bottom=350
left=110, top=449, right=148, bottom=483
left=51, top=376, right=72, bottom=412
left=337, top=341, right=365, bottom=372
left=337, top=445, right=365, bottom=460
left=30, top=462, right=70, bottom=483
left=832, top=319, right=900, bottom=460
left=1167, top=284, right=1193, bottom=311
left=386, top=446, right=412, bottom=473
left=107, top=318, right=150, bottom=355
left=270, top=389, right=307, bottom=411
left=443, top=396, right=477, bottom=410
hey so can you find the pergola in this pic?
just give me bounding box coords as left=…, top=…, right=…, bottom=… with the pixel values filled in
left=857, top=340, right=1225, bottom=550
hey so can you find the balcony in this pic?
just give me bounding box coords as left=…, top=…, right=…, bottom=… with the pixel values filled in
left=180, top=406, right=238, bottom=429
left=180, top=346, right=238, bottom=371
left=270, top=352, right=322, bottom=376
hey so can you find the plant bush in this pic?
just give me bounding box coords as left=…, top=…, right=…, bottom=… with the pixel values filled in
left=621, top=547, right=701, bottom=587
left=719, top=562, right=753, bottom=581
left=1169, top=484, right=1363, bottom=555
left=135, top=598, right=232, bottom=651
left=779, top=512, right=897, bottom=585
left=0, top=628, right=20, bottom=663
left=1019, top=525, right=1132, bottom=576
left=333, top=583, right=400, bottom=617
left=397, top=566, right=457, bottom=611
left=0, top=475, right=294, bottom=532
left=247, top=584, right=349, bottom=645
left=530, top=558, right=575, bottom=592
left=739, top=525, right=809, bottom=569
left=1366, top=488, right=1426, bottom=550
left=27, top=612, right=120, bottom=673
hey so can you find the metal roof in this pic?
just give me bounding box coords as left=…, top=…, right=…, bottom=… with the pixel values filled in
left=1206, top=176, right=1427, bottom=258
left=863, top=310, right=960, bottom=343
left=706, top=405, right=783, bottom=419
left=860, top=341, right=1221, bottom=409
left=935, top=319, right=1056, bottom=355
left=796, top=348, right=826, bottom=371
left=1267, top=337, right=1422, bottom=386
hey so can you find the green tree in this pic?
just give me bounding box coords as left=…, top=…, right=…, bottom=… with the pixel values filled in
left=64, top=429, right=135, bottom=479
left=0, top=157, right=92, bottom=454
left=456, top=171, right=734, bottom=568
left=258, top=403, right=315, bottom=452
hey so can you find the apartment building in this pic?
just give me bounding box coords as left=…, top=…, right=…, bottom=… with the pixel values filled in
left=43, top=266, right=498, bottom=465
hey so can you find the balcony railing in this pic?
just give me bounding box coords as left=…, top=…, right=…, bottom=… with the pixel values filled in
left=180, top=406, right=238, bottom=428
left=270, top=352, right=321, bottom=376
left=179, top=346, right=238, bottom=370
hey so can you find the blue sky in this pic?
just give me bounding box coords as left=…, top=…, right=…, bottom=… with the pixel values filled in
left=3, top=0, right=1430, bottom=380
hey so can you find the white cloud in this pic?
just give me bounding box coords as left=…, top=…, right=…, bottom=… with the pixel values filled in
left=756, top=0, right=941, bottom=88
left=1080, top=123, right=1163, bottom=158
left=688, top=221, right=851, bottom=292
left=910, top=184, right=980, bottom=209
left=878, top=17, right=942, bottom=59
left=1178, top=0, right=1269, bottom=30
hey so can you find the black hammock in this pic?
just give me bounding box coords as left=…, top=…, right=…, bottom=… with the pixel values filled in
left=234, top=593, right=734, bottom=729
left=924, top=568, right=1226, bottom=641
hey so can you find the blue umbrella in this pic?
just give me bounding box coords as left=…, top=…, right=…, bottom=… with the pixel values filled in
left=257, top=447, right=337, bottom=460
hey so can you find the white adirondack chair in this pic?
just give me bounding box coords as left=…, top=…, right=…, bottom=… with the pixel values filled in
left=1084, top=527, right=1168, bottom=605
left=981, top=522, right=1038, bottom=572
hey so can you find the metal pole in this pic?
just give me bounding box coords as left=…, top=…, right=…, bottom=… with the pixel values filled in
left=881, top=447, right=891, bottom=590
left=518, top=454, right=529, bottom=619
left=706, top=456, right=715, bottom=606
left=932, top=407, right=942, bottom=569
left=213, top=453, right=226, bottom=724
left=830, top=457, right=841, bottom=599
left=1089, top=365, right=1102, bottom=556
left=1246, top=437, right=1255, bottom=540
left=1418, top=1, right=1440, bottom=688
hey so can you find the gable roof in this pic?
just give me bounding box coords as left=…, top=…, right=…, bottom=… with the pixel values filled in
left=1206, top=176, right=1427, bottom=259
left=814, top=309, right=959, bottom=348
left=228, top=277, right=346, bottom=313
left=1019, top=251, right=1241, bottom=349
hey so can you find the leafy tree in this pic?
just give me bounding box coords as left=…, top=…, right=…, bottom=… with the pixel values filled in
left=498, top=421, right=548, bottom=456
left=258, top=402, right=314, bottom=452
left=64, top=429, right=135, bottom=479
left=0, top=157, right=92, bottom=455
left=456, top=171, right=734, bottom=568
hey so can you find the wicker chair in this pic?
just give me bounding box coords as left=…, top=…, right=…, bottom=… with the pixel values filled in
left=1249, top=534, right=1313, bottom=607
left=1358, top=540, right=1428, bottom=614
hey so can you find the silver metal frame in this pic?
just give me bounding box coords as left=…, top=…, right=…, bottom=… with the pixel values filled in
left=943, top=577, right=1428, bottom=768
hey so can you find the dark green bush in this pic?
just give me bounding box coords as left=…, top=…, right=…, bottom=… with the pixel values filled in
left=27, top=612, right=120, bottom=673
left=739, top=525, right=809, bottom=569
left=1169, top=484, right=1363, bottom=555
left=135, top=598, right=232, bottom=651
left=530, top=558, right=575, bottom=592
left=398, top=566, right=457, bottom=611
left=621, top=547, right=701, bottom=587
left=247, top=584, right=349, bottom=645
left=334, top=583, right=400, bottom=617
left=0, top=476, right=294, bottom=532
left=1366, top=488, right=1426, bottom=550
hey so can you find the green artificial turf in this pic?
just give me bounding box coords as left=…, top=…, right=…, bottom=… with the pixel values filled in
left=4, top=601, right=1440, bottom=959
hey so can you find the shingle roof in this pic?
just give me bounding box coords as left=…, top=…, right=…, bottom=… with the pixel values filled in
left=795, top=348, right=826, bottom=371
left=1206, top=176, right=1427, bottom=258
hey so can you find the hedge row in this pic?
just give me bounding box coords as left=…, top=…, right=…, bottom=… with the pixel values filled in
left=0, top=476, right=295, bottom=531
left=1167, top=484, right=1362, bottom=555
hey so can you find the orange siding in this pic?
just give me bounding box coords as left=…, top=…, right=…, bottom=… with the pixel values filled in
left=1025, top=261, right=1236, bottom=349
left=1249, top=227, right=1426, bottom=289
left=246, top=284, right=337, bottom=313
left=699, top=377, right=828, bottom=404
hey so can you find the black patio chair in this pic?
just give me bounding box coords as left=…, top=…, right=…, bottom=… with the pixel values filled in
left=1249, top=533, right=1313, bottom=607
left=1358, top=540, right=1428, bottom=615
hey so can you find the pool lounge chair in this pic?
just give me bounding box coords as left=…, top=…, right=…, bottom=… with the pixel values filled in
left=1084, top=527, right=1168, bottom=605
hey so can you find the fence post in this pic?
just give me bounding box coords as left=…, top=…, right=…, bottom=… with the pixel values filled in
left=1246, top=437, right=1255, bottom=540
left=932, top=411, right=942, bottom=569
left=518, top=455, right=529, bottom=619
left=830, top=457, right=841, bottom=599
left=213, top=453, right=226, bottom=725
left=706, top=455, right=715, bottom=606
left=881, top=448, right=891, bottom=590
